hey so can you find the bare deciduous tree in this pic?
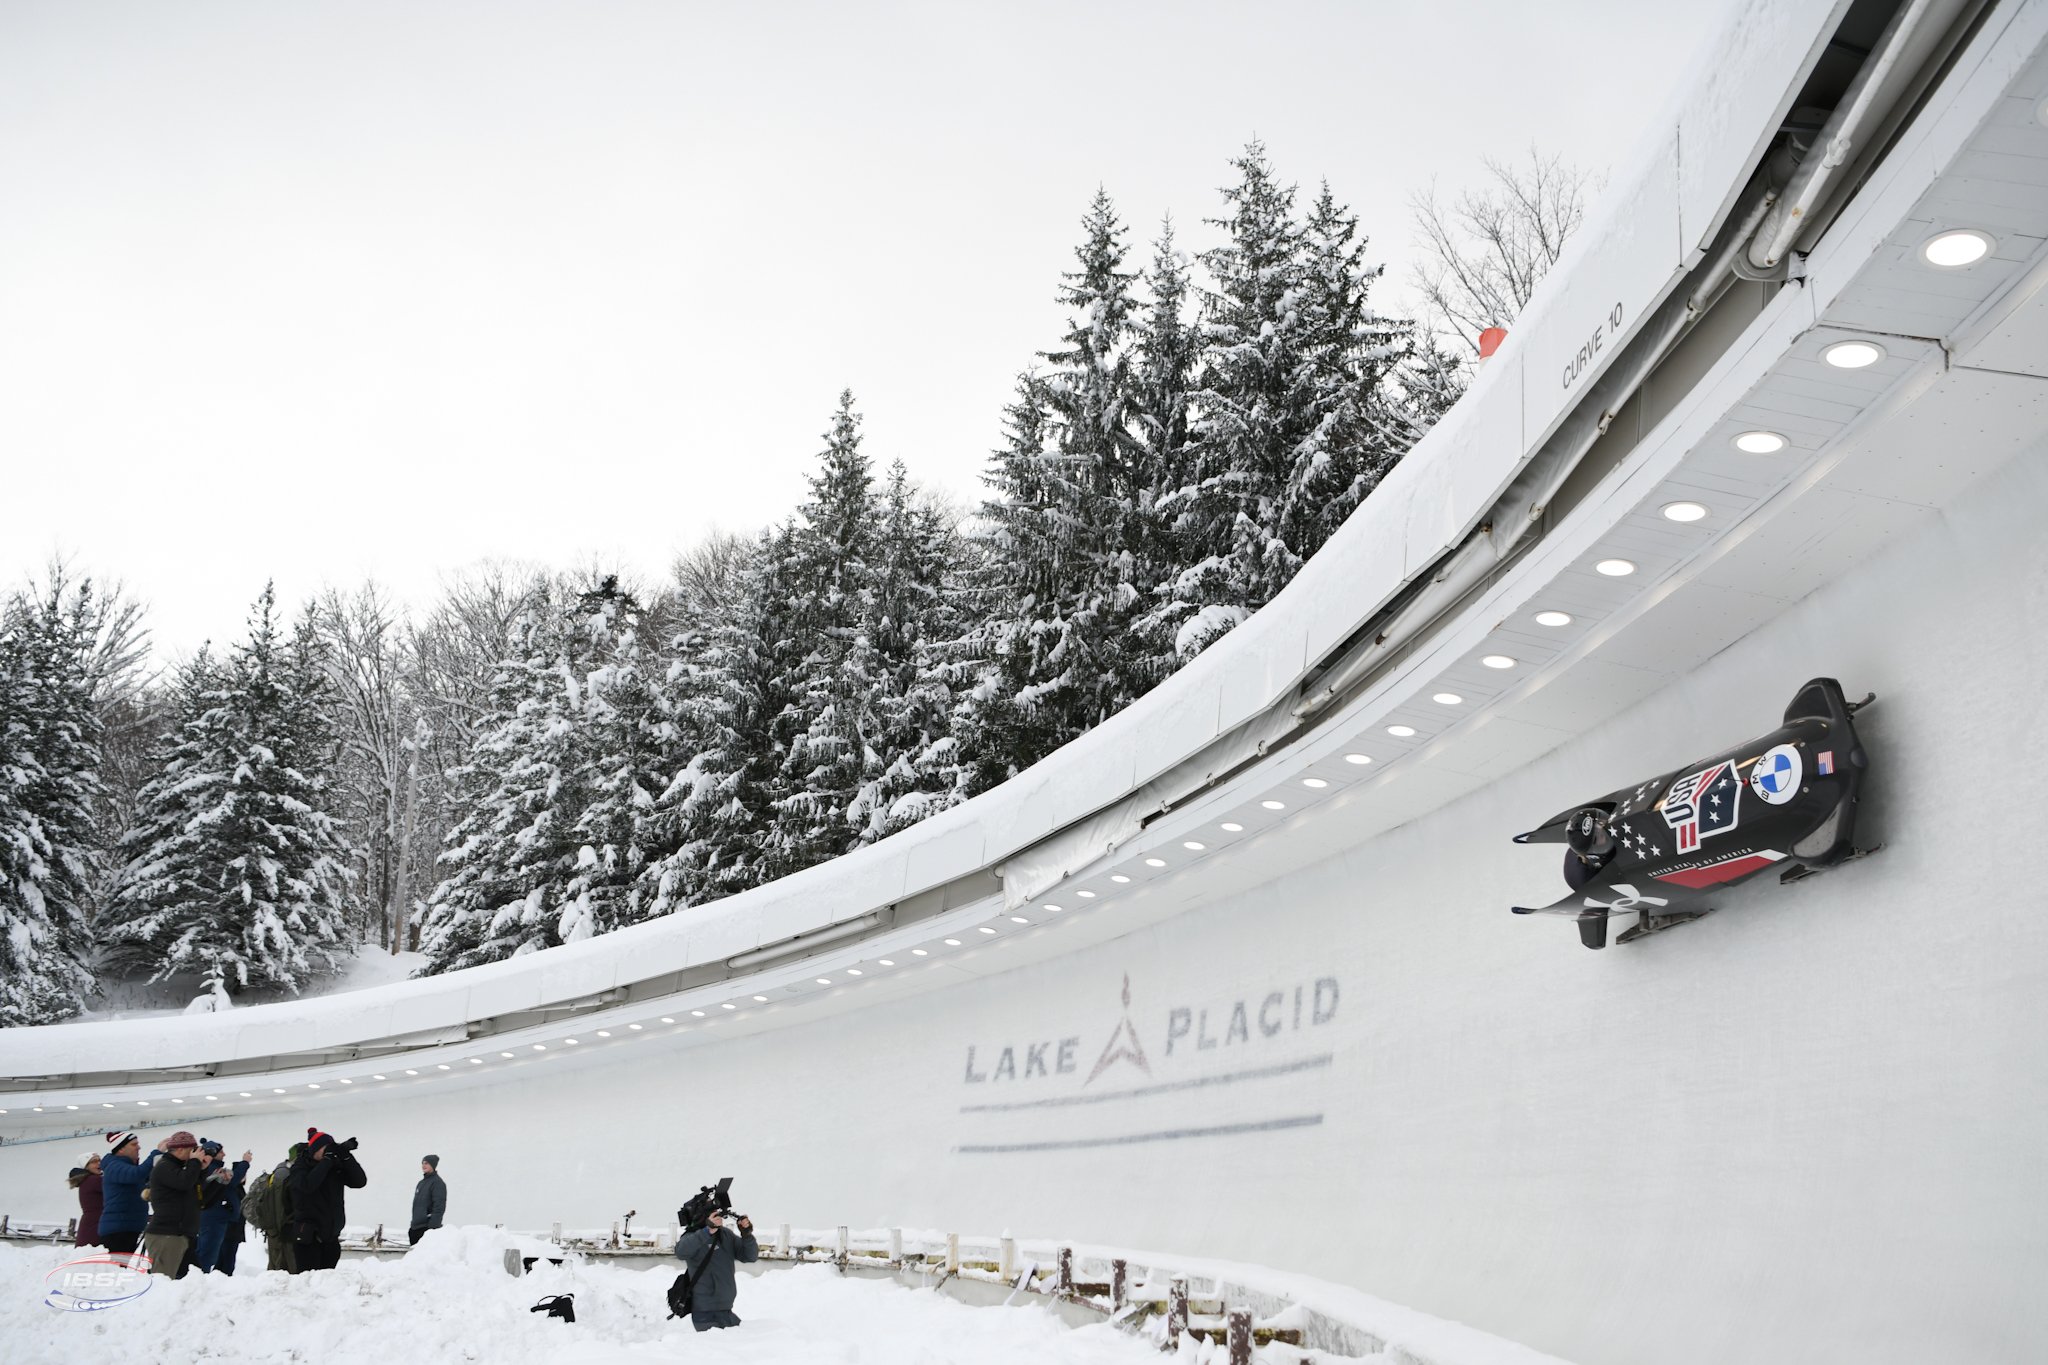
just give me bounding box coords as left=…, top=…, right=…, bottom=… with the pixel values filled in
left=1409, top=147, right=1594, bottom=352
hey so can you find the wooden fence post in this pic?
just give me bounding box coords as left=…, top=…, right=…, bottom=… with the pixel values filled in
left=835, top=1225, right=848, bottom=1267
left=1111, top=1258, right=1127, bottom=1310
left=1168, top=1276, right=1190, bottom=1347
left=1056, top=1246, right=1073, bottom=1295
left=888, top=1227, right=903, bottom=1266
left=1227, top=1306, right=1253, bottom=1365
left=946, top=1231, right=960, bottom=1274
left=778, top=1223, right=791, bottom=1256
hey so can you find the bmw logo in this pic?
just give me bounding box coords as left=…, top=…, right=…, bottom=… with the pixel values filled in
left=1749, top=744, right=1802, bottom=805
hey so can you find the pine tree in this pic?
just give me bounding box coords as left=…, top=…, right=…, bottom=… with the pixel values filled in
left=105, top=586, right=355, bottom=994
left=1130, top=216, right=1202, bottom=678
left=0, top=579, right=103, bottom=1024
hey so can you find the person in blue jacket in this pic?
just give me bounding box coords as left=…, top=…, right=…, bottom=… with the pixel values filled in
left=193, top=1141, right=251, bottom=1274
left=94, top=1131, right=158, bottom=1256
left=672, top=1209, right=759, bottom=1331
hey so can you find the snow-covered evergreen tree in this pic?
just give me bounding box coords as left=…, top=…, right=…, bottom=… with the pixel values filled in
left=105, top=586, right=355, bottom=994
left=0, top=579, right=104, bottom=1024
left=1130, top=216, right=1202, bottom=675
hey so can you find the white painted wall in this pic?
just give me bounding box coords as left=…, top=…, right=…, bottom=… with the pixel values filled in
left=7, top=426, right=2044, bottom=1365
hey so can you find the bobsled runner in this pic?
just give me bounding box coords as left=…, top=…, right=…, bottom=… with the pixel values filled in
left=1511, top=677, right=1877, bottom=949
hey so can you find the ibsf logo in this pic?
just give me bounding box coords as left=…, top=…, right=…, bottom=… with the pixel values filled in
left=44, top=1253, right=154, bottom=1312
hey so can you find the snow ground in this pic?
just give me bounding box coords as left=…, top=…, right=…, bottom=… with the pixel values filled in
left=78, top=947, right=428, bottom=1021
left=0, top=1227, right=1162, bottom=1365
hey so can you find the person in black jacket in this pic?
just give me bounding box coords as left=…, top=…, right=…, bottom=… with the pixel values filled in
left=140, top=1131, right=204, bottom=1278
left=408, top=1155, right=447, bottom=1246
left=671, top=1210, right=759, bottom=1331
left=285, top=1130, right=365, bottom=1272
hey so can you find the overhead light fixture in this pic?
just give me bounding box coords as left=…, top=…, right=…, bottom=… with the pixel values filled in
left=1734, top=430, right=1785, bottom=454
left=1481, top=657, right=1514, bottom=671
left=1220, top=821, right=1245, bottom=831
left=466, top=1059, right=481, bottom=1065
left=1110, top=874, right=1131, bottom=883
left=720, top=1003, right=736, bottom=1010
left=271, top=1088, right=285, bottom=1095
left=1144, top=857, right=1167, bottom=867
left=1183, top=840, right=1206, bottom=851
left=204, top=1097, right=217, bottom=1102
left=1596, top=558, right=1636, bottom=577
left=307, top=1084, right=320, bottom=1090
left=660, top=1017, right=675, bottom=1024
left=1662, top=501, right=1707, bottom=523
left=816, top=977, right=833, bottom=985
left=438, top=1062, right=453, bottom=1068
left=371, top=1076, right=386, bottom=1082
left=531, top=1045, right=546, bottom=1052
left=1261, top=799, right=1286, bottom=809
left=1922, top=229, right=1992, bottom=267
left=1823, top=340, right=1884, bottom=369
left=1432, top=693, right=1463, bottom=706
left=238, top=1093, right=251, bottom=1099
left=1387, top=725, right=1416, bottom=737
left=1045, top=903, right=1064, bottom=912
left=845, top=968, right=863, bottom=976
left=943, top=938, right=962, bottom=946
left=500, top=1052, right=514, bottom=1059
left=912, top=948, right=929, bottom=956
left=628, top=1023, right=643, bottom=1030
left=977, top=926, right=997, bottom=935
left=1534, top=610, right=1572, bottom=627
left=753, top=995, right=768, bottom=1002
left=136, top=1100, right=149, bottom=1107
left=563, top=1041, right=579, bottom=1047
left=596, top=1030, right=611, bottom=1038
left=1302, top=777, right=1330, bottom=788
left=878, top=958, right=896, bottom=965
left=692, top=1009, right=707, bottom=1016
left=1010, top=915, right=1030, bottom=923
left=171, top=1098, right=184, bottom=1104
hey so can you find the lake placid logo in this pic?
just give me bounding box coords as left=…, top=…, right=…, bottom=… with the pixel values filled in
left=1086, top=974, right=1151, bottom=1084
left=44, top=1253, right=154, bottom=1312
left=963, top=971, right=1340, bottom=1088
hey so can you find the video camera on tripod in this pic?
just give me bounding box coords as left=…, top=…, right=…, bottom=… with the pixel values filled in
left=678, top=1176, right=745, bottom=1233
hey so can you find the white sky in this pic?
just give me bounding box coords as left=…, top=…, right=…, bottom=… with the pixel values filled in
left=0, top=0, right=1718, bottom=660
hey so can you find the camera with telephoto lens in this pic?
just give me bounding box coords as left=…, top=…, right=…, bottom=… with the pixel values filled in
left=338, top=1136, right=359, bottom=1153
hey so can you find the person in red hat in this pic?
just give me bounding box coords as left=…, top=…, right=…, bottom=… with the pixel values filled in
left=140, top=1131, right=204, bottom=1278
left=285, top=1128, right=366, bottom=1272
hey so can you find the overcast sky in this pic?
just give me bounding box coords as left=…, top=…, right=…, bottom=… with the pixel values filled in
left=1, top=0, right=1718, bottom=660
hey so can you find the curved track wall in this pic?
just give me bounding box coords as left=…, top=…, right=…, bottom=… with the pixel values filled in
left=7, top=445, right=2044, bottom=1365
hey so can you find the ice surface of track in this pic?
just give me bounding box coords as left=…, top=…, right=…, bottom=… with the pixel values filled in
left=0, top=1230, right=1160, bottom=1365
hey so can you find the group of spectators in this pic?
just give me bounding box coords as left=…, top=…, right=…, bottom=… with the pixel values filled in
left=64, top=1128, right=448, bottom=1277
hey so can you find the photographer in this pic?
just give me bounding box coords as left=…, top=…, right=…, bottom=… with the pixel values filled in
left=285, top=1129, right=365, bottom=1272
left=140, top=1131, right=204, bottom=1278
left=672, top=1207, right=759, bottom=1331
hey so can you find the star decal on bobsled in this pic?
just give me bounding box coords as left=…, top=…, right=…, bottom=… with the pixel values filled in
left=1509, top=677, right=1880, bottom=950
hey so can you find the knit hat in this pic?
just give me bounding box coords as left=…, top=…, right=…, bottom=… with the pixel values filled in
left=200, top=1139, right=223, bottom=1156
left=421, top=1154, right=439, bottom=1169
left=307, top=1131, right=335, bottom=1155
left=107, top=1130, right=138, bottom=1152
left=165, top=1130, right=198, bottom=1151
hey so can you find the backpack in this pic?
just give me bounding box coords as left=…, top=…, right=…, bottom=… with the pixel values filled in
left=665, top=1271, right=694, bottom=1319
left=245, top=1169, right=288, bottom=1235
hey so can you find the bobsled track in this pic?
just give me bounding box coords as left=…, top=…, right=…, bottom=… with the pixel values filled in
left=8, top=2, right=2048, bottom=1361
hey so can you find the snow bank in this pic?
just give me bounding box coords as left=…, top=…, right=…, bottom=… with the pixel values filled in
left=0, top=1232, right=1161, bottom=1365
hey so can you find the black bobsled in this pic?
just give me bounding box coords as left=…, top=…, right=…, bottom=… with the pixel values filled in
left=1511, top=677, right=1877, bottom=949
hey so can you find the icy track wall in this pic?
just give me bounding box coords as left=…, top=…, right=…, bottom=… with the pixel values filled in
left=6, top=450, right=2045, bottom=1365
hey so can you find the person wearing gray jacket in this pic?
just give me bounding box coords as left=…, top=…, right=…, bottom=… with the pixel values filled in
left=672, top=1210, right=758, bottom=1331
left=408, top=1155, right=447, bottom=1246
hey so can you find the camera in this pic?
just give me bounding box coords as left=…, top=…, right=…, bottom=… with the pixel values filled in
left=678, top=1176, right=735, bottom=1232
left=338, top=1136, right=360, bottom=1153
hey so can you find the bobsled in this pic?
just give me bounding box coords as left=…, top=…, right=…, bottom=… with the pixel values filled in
left=1511, top=677, right=1877, bottom=949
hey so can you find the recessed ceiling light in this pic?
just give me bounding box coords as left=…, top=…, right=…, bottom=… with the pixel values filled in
left=596, top=1030, right=611, bottom=1038
left=1343, top=754, right=1373, bottom=767
left=136, top=1100, right=149, bottom=1106
left=1110, top=874, right=1131, bottom=883
left=307, top=1083, right=320, bottom=1090
left=531, top=1045, right=546, bottom=1052
left=1734, top=430, right=1786, bottom=454
left=845, top=968, right=863, bottom=975
left=404, top=1070, right=418, bottom=1076
left=692, top=1009, right=707, bottom=1016
left=1662, top=501, right=1708, bottom=522
left=1387, top=725, right=1416, bottom=737
left=1045, top=903, right=1064, bottom=912
left=1534, top=610, right=1572, bottom=627
left=878, top=958, right=896, bottom=965
left=912, top=948, right=929, bottom=956
left=1144, top=857, right=1167, bottom=867
left=1596, top=558, right=1636, bottom=577
left=977, top=926, right=997, bottom=935
left=438, top=1062, right=453, bottom=1068
left=944, top=938, right=961, bottom=946
left=371, top=1075, right=386, bottom=1081
left=1302, top=777, right=1330, bottom=788
left=660, top=1017, right=675, bottom=1024
left=1481, top=656, right=1515, bottom=670
left=721, top=1003, right=736, bottom=1010
left=1823, top=340, right=1884, bottom=369
left=624, top=1022, right=641, bottom=1030
left=1922, top=229, right=1992, bottom=267
left=1010, top=915, right=1030, bottom=923
left=1183, top=840, right=1206, bottom=851
left=1261, top=799, right=1286, bottom=810
left=1432, top=693, right=1463, bottom=706
left=563, top=1041, right=579, bottom=1047
left=203, top=1097, right=216, bottom=1102
left=753, top=995, right=768, bottom=1002
left=271, top=1088, right=285, bottom=1094
left=171, top=1098, right=184, bottom=1104
left=1220, top=821, right=1245, bottom=831
left=238, top=1093, right=251, bottom=1099
left=500, top=1051, right=514, bottom=1058
left=466, top=1059, right=480, bottom=1065
left=816, top=977, right=833, bottom=984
